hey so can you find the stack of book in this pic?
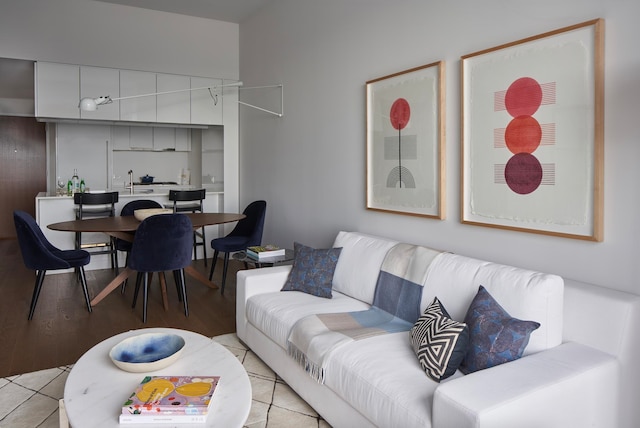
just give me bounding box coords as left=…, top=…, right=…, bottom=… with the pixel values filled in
left=119, top=375, right=220, bottom=424
left=246, top=245, right=285, bottom=260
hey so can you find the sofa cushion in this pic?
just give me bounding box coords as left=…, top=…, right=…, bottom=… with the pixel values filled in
left=324, top=332, right=462, bottom=428
left=332, top=231, right=399, bottom=304
left=410, top=297, right=469, bottom=382
left=281, top=242, right=342, bottom=298
left=246, top=290, right=371, bottom=350
left=460, top=286, right=540, bottom=374
left=420, top=253, right=564, bottom=355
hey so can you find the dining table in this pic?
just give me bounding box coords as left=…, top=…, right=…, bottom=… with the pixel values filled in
left=48, top=212, right=245, bottom=306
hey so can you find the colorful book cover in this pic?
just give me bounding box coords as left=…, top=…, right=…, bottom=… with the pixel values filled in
left=247, top=245, right=285, bottom=259
left=121, top=375, right=220, bottom=418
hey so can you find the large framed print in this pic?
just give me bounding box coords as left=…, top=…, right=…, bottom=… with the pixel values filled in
left=461, top=19, right=604, bottom=241
left=366, top=61, right=445, bottom=218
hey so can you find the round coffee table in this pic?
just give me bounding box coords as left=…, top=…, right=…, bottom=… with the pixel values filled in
left=64, top=328, right=251, bottom=427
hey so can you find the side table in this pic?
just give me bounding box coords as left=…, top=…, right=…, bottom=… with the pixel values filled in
left=233, top=249, right=294, bottom=268
left=63, top=328, right=251, bottom=427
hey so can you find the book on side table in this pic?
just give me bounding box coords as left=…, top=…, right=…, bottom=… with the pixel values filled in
left=119, top=375, right=220, bottom=424
left=246, top=245, right=285, bottom=260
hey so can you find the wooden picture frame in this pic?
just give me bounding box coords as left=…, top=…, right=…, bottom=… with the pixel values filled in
left=460, top=19, right=604, bottom=241
left=366, top=61, right=445, bottom=218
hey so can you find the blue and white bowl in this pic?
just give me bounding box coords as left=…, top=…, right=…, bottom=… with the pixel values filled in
left=109, top=332, right=185, bottom=372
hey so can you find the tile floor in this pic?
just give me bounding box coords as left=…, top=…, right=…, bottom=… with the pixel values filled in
left=0, top=334, right=330, bottom=428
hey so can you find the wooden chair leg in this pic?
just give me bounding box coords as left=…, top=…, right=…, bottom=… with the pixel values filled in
left=28, top=270, right=47, bottom=320
left=159, top=272, right=169, bottom=311
left=208, top=250, right=220, bottom=280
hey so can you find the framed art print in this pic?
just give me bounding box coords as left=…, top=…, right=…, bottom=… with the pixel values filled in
left=461, top=19, right=604, bottom=241
left=366, top=61, right=445, bottom=218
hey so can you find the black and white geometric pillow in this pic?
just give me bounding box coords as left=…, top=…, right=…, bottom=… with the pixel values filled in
left=410, top=297, right=469, bottom=382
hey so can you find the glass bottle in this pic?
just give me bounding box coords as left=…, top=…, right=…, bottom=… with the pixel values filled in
left=72, top=169, right=79, bottom=194
left=80, top=178, right=86, bottom=193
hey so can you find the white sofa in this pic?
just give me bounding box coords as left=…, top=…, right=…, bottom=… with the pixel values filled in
left=236, top=231, right=640, bottom=428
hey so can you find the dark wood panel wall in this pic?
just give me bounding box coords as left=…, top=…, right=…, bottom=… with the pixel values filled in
left=0, top=116, right=46, bottom=239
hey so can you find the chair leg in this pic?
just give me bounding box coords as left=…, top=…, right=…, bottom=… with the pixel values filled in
left=173, top=270, right=183, bottom=302
left=192, top=231, right=198, bottom=262
left=201, top=226, right=207, bottom=267
left=208, top=250, right=220, bottom=280
left=120, top=253, right=130, bottom=294
left=221, top=252, right=230, bottom=295
left=79, top=267, right=92, bottom=314
left=178, top=268, right=189, bottom=317
left=142, top=273, right=150, bottom=323
left=28, top=270, right=46, bottom=320
left=132, top=272, right=143, bottom=308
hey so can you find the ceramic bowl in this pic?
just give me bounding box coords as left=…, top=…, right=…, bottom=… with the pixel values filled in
left=109, top=332, right=185, bottom=372
left=133, top=208, right=173, bottom=221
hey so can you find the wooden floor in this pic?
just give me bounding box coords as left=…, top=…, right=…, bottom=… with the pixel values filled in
left=0, top=238, right=243, bottom=377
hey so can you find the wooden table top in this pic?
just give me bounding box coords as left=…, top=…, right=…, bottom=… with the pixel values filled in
left=47, top=212, right=245, bottom=233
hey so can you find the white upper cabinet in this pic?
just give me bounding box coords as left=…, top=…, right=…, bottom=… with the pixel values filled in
left=157, top=73, right=190, bottom=124
left=36, top=62, right=223, bottom=126
left=152, top=127, right=175, bottom=150
left=119, top=70, right=156, bottom=122
left=36, top=62, right=80, bottom=119
left=191, top=77, right=223, bottom=125
left=80, top=66, right=119, bottom=121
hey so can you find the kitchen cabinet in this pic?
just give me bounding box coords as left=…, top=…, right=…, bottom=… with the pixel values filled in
left=119, top=70, right=156, bottom=122
left=35, top=62, right=79, bottom=119
left=112, top=125, right=190, bottom=151
left=80, top=66, right=119, bottom=121
left=191, top=77, right=223, bottom=125
left=157, top=73, right=190, bottom=124
left=111, top=126, right=130, bottom=150
left=152, top=127, right=175, bottom=150
left=129, top=126, right=153, bottom=150
left=175, top=128, right=190, bottom=151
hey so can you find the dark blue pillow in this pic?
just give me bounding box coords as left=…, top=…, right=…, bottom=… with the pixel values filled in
left=281, top=242, right=342, bottom=298
left=410, top=297, right=469, bottom=382
left=459, top=285, right=540, bottom=374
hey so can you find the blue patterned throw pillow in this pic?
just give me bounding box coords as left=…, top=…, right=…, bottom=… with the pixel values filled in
left=459, top=285, right=540, bottom=374
left=410, top=297, right=469, bottom=382
left=281, top=242, right=342, bottom=298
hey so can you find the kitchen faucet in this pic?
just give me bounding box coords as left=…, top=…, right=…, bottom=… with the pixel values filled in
left=126, top=170, right=134, bottom=194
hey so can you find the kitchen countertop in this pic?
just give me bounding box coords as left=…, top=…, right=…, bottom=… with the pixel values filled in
left=36, top=187, right=223, bottom=199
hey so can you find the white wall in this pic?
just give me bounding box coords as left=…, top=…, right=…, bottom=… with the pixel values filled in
left=0, top=0, right=238, bottom=78
left=239, top=0, right=640, bottom=295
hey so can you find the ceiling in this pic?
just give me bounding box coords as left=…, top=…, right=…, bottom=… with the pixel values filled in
left=92, top=0, right=272, bottom=23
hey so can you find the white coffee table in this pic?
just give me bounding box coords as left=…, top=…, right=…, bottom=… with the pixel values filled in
left=64, top=328, right=251, bottom=427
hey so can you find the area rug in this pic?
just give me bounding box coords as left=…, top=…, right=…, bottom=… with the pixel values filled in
left=0, top=334, right=330, bottom=428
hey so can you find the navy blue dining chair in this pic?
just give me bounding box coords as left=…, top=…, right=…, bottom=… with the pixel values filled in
left=128, top=213, right=194, bottom=323
left=208, top=200, right=266, bottom=294
left=115, top=199, right=163, bottom=293
left=13, top=210, right=92, bottom=320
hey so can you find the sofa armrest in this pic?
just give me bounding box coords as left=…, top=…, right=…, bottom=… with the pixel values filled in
left=236, top=265, right=292, bottom=342
left=433, top=342, right=619, bottom=428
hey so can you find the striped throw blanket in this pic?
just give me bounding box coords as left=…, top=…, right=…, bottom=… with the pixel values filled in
left=287, top=243, right=442, bottom=383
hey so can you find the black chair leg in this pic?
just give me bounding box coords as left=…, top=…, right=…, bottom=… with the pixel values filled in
left=173, top=270, right=183, bottom=302
left=208, top=250, right=219, bottom=280
left=200, top=226, right=207, bottom=267
left=221, top=252, right=230, bottom=295
left=121, top=253, right=130, bottom=294
left=79, top=267, right=92, bottom=314
left=178, top=268, right=189, bottom=317
left=142, top=273, right=149, bottom=323
left=28, top=270, right=46, bottom=320
left=132, top=272, right=143, bottom=308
